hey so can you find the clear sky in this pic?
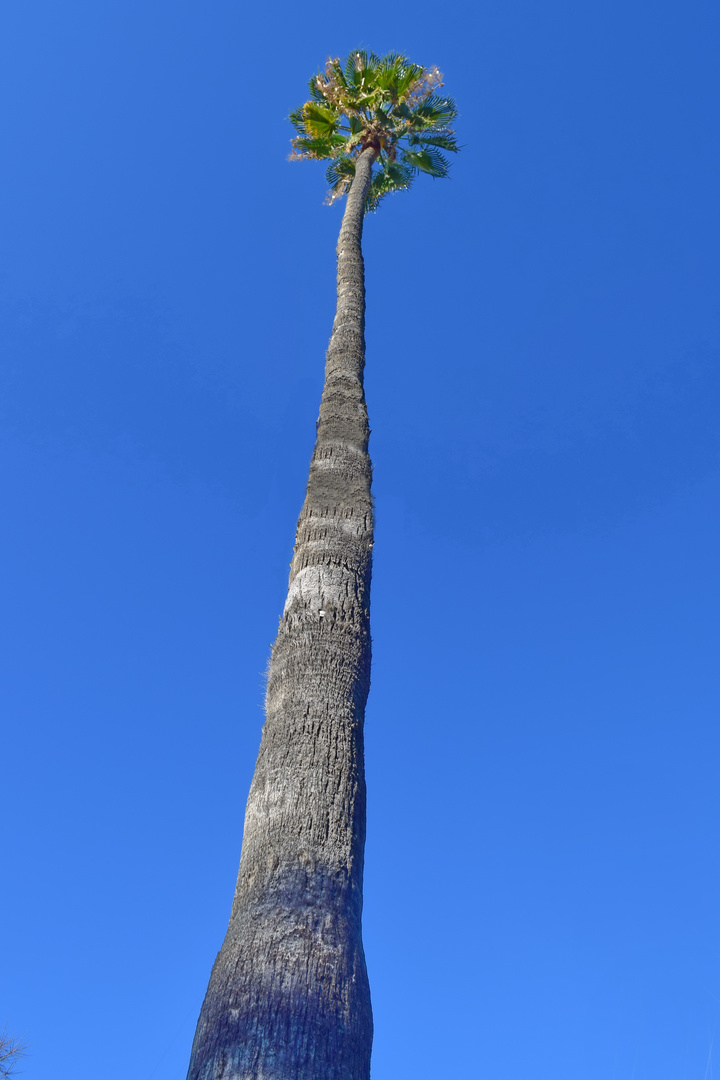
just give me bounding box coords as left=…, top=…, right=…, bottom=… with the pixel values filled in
left=2, top=1, right=719, bottom=1078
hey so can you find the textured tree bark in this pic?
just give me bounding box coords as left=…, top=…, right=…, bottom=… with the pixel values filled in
left=186, top=146, right=378, bottom=1080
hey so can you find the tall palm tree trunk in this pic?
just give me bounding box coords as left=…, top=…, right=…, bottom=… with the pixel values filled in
left=187, top=145, right=378, bottom=1080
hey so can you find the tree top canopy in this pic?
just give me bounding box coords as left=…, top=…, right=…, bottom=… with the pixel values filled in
left=289, top=50, right=459, bottom=211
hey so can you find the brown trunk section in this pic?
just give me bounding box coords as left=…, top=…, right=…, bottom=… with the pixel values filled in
left=186, top=147, right=377, bottom=1080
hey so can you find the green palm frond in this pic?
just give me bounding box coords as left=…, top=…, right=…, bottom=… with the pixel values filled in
left=326, top=155, right=356, bottom=190
left=412, top=94, right=458, bottom=125
left=328, top=57, right=348, bottom=86
left=373, top=55, right=423, bottom=99
left=290, top=50, right=459, bottom=210
left=344, top=50, right=367, bottom=84
left=392, top=63, right=426, bottom=100
left=401, top=146, right=451, bottom=177
left=366, top=160, right=415, bottom=211
left=291, top=134, right=347, bottom=160
left=377, top=50, right=404, bottom=70
left=289, top=106, right=306, bottom=133
left=408, top=132, right=460, bottom=153
left=301, top=101, right=339, bottom=137
left=307, top=80, right=327, bottom=104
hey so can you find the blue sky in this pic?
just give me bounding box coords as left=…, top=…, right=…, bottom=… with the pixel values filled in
left=2, top=1, right=719, bottom=1078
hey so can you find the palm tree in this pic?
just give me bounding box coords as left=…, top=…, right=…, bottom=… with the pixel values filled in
left=187, top=51, right=458, bottom=1080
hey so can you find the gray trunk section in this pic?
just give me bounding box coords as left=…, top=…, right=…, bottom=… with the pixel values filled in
left=186, top=147, right=377, bottom=1080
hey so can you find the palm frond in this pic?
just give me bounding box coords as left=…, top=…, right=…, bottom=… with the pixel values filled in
left=412, top=93, right=458, bottom=125
left=365, top=160, right=415, bottom=212
left=290, top=133, right=348, bottom=160
left=373, top=53, right=413, bottom=97
left=401, top=146, right=450, bottom=177
left=408, top=132, right=460, bottom=153
left=393, top=62, right=426, bottom=100
left=347, top=95, right=375, bottom=113
left=323, top=57, right=347, bottom=90
left=344, top=51, right=362, bottom=84
left=326, top=155, right=356, bottom=188
left=325, top=156, right=356, bottom=203
left=345, top=49, right=379, bottom=87
left=307, top=79, right=327, bottom=104
left=302, top=101, right=340, bottom=137
left=289, top=106, right=306, bottom=134
left=377, top=51, right=407, bottom=70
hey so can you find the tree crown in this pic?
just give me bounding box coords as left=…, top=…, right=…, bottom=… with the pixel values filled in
left=290, top=50, right=459, bottom=211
